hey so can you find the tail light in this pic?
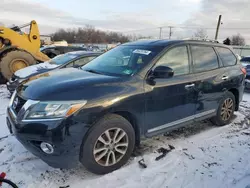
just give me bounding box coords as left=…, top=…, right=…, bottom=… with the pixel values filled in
left=241, top=67, right=247, bottom=77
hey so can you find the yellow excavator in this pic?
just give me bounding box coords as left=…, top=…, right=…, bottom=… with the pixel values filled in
left=0, top=20, right=50, bottom=83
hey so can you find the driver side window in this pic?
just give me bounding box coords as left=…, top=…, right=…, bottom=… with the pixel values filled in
left=156, top=46, right=189, bottom=76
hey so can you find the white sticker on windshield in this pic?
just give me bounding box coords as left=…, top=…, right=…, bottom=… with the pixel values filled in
left=133, top=49, right=151, bottom=55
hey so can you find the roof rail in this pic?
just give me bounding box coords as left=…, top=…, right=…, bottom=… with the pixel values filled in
left=182, top=38, right=219, bottom=43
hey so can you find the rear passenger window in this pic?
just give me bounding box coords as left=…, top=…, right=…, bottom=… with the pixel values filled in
left=216, top=47, right=237, bottom=66
left=156, top=46, right=189, bottom=76
left=191, top=46, right=219, bottom=73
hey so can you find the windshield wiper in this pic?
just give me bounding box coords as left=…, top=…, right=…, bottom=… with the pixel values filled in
left=84, top=69, right=103, bottom=75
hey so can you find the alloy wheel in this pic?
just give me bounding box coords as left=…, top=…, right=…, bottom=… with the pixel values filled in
left=221, top=98, right=234, bottom=121
left=93, top=128, right=129, bottom=167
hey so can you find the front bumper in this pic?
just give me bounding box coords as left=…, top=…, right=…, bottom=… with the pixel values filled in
left=6, top=106, right=89, bottom=169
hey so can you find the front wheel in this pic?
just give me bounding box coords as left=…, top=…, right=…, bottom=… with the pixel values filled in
left=80, top=114, right=135, bottom=174
left=212, top=91, right=235, bottom=126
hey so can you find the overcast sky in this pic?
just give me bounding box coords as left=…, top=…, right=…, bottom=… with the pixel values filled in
left=1, top=0, right=250, bottom=43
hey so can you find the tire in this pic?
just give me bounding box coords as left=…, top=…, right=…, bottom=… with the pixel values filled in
left=80, top=114, right=135, bottom=175
left=0, top=50, right=36, bottom=80
left=211, top=91, right=235, bottom=126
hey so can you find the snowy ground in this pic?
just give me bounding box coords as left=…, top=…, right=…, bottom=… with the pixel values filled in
left=1, top=85, right=250, bottom=188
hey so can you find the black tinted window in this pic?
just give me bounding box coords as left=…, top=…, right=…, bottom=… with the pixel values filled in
left=191, top=46, right=219, bottom=73
left=216, top=47, right=237, bottom=67
left=156, top=46, right=189, bottom=76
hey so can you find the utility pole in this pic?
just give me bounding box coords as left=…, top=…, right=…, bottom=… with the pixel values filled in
left=169, top=26, right=173, bottom=39
left=215, top=15, right=222, bottom=40
left=159, top=27, right=162, bottom=39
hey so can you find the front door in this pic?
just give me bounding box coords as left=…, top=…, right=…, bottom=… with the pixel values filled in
left=145, top=45, right=197, bottom=136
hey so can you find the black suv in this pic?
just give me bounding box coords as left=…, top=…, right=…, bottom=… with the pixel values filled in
left=6, top=40, right=245, bottom=174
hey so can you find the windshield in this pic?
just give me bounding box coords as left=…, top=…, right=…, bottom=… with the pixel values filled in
left=81, top=45, right=163, bottom=76
left=48, top=53, right=79, bottom=65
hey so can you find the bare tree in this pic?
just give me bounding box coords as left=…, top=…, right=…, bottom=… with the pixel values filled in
left=193, top=28, right=208, bottom=39
left=51, top=26, right=130, bottom=43
left=231, top=34, right=245, bottom=46
left=223, top=37, right=231, bottom=45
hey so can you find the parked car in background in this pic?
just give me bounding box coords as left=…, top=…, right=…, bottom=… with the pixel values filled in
left=7, top=40, right=245, bottom=175
left=240, top=56, right=250, bottom=89
left=40, top=45, right=88, bottom=58
left=6, top=51, right=101, bottom=93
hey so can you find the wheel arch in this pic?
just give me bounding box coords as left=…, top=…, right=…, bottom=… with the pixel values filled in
left=228, top=88, right=239, bottom=111
left=84, top=110, right=141, bottom=147
left=113, top=111, right=141, bottom=146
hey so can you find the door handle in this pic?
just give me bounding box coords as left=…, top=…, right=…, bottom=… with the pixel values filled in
left=222, top=76, right=229, bottom=80
left=185, top=83, right=195, bottom=89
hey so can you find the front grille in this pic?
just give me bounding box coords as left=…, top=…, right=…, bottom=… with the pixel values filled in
left=13, top=95, right=27, bottom=114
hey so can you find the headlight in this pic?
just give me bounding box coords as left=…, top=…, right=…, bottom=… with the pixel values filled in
left=24, top=100, right=87, bottom=120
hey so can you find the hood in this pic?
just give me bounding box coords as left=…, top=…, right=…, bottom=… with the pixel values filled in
left=17, top=68, right=124, bottom=101
left=15, top=62, right=59, bottom=79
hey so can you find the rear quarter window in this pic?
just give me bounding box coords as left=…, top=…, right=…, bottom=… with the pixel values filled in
left=215, top=47, right=237, bottom=67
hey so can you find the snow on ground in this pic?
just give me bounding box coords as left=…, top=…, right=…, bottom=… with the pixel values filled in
left=1, top=85, right=250, bottom=188
left=0, top=85, right=11, bottom=138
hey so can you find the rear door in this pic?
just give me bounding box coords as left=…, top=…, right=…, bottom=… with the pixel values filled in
left=215, top=47, right=245, bottom=101
left=190, top=45, right=225, bottom=118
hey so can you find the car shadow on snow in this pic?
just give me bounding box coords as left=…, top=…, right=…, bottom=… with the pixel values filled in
left=134, top=119, right=218, bottom=156
left=133, top=111, right=248, bottom=158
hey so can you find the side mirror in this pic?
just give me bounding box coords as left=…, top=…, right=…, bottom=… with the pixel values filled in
left=152, top=66, right=174, bottom=79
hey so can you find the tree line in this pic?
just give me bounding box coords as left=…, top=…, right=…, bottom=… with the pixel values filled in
left=223, top=34, right=246, bottom=46
left=193, top=29, right=246, bottom=46
left=51, top=26, right=247, bottom=46
left=51, top=25, right=130, bottom=43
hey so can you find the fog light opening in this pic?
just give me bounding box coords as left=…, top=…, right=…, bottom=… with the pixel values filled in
left=40, top=142, right=54, bottom=154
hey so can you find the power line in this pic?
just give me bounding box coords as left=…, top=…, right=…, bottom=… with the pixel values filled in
left=122, top=25, right=250, bottom=33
